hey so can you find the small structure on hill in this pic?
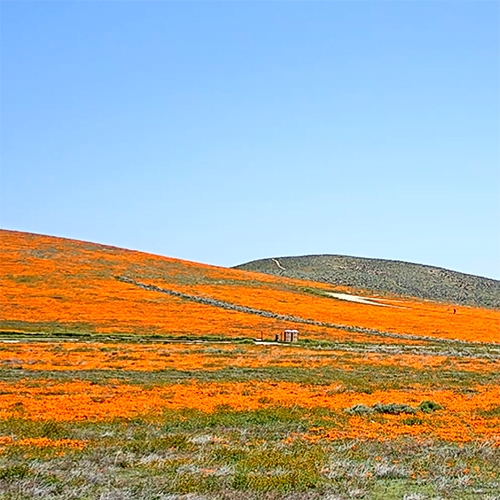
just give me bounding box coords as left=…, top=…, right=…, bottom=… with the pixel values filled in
left=275, top=329, right=299, bottom=343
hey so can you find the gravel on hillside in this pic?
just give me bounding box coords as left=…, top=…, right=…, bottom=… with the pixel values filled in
left=234, top=255, right=500, bottom=309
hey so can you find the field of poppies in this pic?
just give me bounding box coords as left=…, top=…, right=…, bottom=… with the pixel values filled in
left=0, top=229, right=499, bottom=499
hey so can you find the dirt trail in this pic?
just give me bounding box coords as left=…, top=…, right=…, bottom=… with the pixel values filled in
left=116, top=276, right=470, bottom=345
left=325, top=292, right=407, bottom=308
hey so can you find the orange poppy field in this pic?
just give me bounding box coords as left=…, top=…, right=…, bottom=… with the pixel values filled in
left=0, top=229, right=499, bottom=499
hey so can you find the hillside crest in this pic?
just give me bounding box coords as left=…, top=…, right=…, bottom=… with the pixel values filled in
left=235, top=254, right=500, bottom=309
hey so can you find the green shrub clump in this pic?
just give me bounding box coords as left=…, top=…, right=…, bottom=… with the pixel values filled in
left=418, top=400, right=443, bottom=413
left=346, top=401, right=443, bottom=416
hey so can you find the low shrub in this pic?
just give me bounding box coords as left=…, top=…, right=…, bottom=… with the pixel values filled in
left=373, top=403, right=416, bottom=415
left=419, top=400, right=443, bottom=413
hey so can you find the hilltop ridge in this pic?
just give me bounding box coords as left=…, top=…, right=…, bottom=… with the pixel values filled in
left=235, top=255, right=500, bottom=309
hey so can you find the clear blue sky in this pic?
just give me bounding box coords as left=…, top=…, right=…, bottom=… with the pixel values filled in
left=1, top=1, right=499, bottom=279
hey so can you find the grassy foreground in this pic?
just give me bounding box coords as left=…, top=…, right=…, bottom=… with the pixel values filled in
left=0, top=338, right=498, bottom=500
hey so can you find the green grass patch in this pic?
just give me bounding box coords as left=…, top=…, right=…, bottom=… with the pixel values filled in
left=0, top=414, right=499, bottom=498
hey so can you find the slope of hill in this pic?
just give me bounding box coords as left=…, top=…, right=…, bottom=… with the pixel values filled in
left=1, top=230, right=500, bottom=499
left=1, top=229, right=499, bottom=344
left=235, top=255, right=500, bottom=309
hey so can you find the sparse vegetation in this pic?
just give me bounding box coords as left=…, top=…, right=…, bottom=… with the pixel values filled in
left=236, top=255, right=500, bottom=309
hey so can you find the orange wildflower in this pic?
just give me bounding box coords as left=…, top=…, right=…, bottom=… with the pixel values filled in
left=0, top=379, right=498, bottom=443
left=1, top=229, right=498, bottom=344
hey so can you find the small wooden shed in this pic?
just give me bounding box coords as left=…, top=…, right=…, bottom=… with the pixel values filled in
left=276, top=329, right=299, bottom=343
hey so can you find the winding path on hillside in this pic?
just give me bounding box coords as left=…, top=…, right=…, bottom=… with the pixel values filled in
left=116, top=276, right=475, bottom=346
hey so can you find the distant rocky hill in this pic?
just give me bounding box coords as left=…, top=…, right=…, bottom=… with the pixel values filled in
left=235, top=255, right=500, bottom=309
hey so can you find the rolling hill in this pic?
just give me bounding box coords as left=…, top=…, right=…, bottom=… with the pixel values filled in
left=1, top=229, right=498, bottom=344
left=235, top=255, right=500, bottom=309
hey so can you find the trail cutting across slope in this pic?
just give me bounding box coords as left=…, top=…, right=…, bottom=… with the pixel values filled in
left=326, top=292, right=394, bottom=307
left=116, top=276, right=475, bottom=345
